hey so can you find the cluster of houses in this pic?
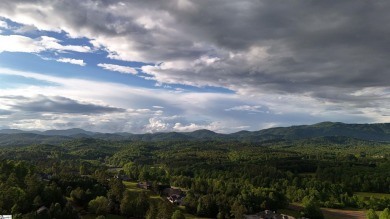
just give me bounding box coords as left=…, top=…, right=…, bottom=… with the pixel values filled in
left=244, top=210, right=296, bottom=219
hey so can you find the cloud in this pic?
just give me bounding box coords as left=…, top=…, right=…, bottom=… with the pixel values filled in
left=2, top=0, right=389, bottom=109
left=145, top=117, right=170, bottom=133
left=0, top=67, right=384, bottom=133
left=3, top=95, right=125, bottom=115
left=144, top=116, right=226, bottom=133
left=0, top=109, right=12, bottom=115
left=97, top=63, right=138, bottom=74
left=0, top=34, right=91, bottom=54
left=0, top=35, right=44, bottom=53
left=14, top=24, right=37, bottom=33
left=57, top=58, right=86, bottom=66
left=225, top=105, right=269, bottom=113
left=173, top=122, right=222, bottom=132
left=39, top=36, right=91, bottom=53
left=0, top=20, right=8, bottom=29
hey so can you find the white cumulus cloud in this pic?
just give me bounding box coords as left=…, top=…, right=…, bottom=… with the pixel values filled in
left=0, top=35, right=44, bottom=53
left=57, top=58, right=86, bottom=66
left=97, top=63, right=138, bottom=74
left=0, top=34, right=91, bottom=54
left=39, top=36, right=91, bottom=53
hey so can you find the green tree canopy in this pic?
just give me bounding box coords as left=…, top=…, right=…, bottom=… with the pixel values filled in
left=172, top=210, right=186, bottom=219
left=367, top=209, right=379, bottom=219
left=88, top=196, right=110, bottom=216
left=380, top=208, right=390, bottom=219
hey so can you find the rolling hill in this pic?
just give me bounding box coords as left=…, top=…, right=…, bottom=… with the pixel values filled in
left=2, top=122, right=390, bottom=146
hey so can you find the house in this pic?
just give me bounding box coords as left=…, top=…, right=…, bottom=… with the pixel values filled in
left=167, top=194, right=185, bottom=205
left=163, top=187, right=185, bottom=205
left=163, top=187, right=183, bottom=197
left=156, top=184, right=170, bottom=194
left=114, top=174, right=131, bottom=181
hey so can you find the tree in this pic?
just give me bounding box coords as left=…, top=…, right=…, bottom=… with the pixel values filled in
left=108, top=178, right=125, bottom=202
left=135, top=192, right=150, bottom=217
left=70, top=187, right=87, bottom=206
left=49, top=202, right=63, bottom=219
left=230, top=201, right=246, bottom=219
left=367, top=209, right=379, bottom=219
left=217, top=211, right=229, bottom=219
left=172, top=210, right=186, bottom=219
left=120, top=191, right=136, bottom=217
left=33, top=195, right=43, bottom=208
left=380, top=208, right=390, bottom=219
left=146, top=203, right=158, bottom=219
left=301, top=198, right=324, bottom=219
left=156, top=201, right=173, bottom=219
left=88, top=196, right=110, bottom=216
left=196, top=195, right=218, bottom=217
left=80, top=164, right=87, bottom=175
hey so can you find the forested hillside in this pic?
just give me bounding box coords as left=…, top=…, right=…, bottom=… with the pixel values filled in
left=3, top=122, right=390, bottom=146
left=0, top=124, right=390, bottom=218
left=0, top=123, right=390, bottom=218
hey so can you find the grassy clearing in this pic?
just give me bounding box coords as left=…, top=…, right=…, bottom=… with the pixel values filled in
left=287, top=203, right=367, bottom=219
left=123, top=181, right=144, bottom=192
left=123, top=181, right=163, bottom=203
left=123, top=181, right=211, bottom=219
left=321, top=208, right=367, bottom=219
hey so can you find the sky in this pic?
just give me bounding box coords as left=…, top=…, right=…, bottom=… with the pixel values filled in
left=1, top=0, right=390, bottom=133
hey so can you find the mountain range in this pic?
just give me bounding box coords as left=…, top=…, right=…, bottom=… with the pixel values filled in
left=2, top=122, right=390, bottom=146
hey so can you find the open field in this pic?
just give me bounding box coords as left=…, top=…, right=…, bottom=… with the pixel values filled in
left=322, top=208, right=366, bottom=219
left=123, top=181, right=144, bottom=192
left=288, top=203, right=367, bottom=219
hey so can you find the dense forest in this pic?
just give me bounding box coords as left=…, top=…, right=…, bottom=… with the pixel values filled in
left=0, top=123, right=390, bottom=218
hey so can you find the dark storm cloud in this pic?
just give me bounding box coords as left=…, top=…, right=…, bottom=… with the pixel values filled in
left=0, top=109, right=12, bottom=115
left=135, top=0, right=390, bottom=102
left=5, top=95, right=125, bottom=114
left=2, top=0, right=390, bottom=102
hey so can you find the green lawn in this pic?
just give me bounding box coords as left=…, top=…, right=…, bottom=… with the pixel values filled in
left=123, top=181, right=164, bottom=204
left=123, top=181, right=144, bottom=192
left=285, top=203, right=367, bottom=219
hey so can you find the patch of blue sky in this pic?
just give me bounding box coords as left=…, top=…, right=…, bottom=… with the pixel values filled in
left=0, top=51, right=156, bottom=88
left=0, top=18, right=235, bottom=94
left=0, top=74, right=58, bottom=88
